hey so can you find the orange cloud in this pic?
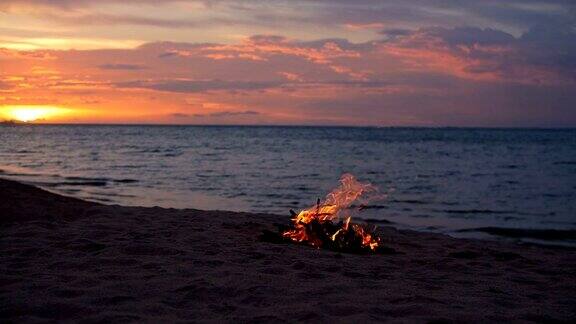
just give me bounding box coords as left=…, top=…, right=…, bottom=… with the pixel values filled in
left=343, top=23, right=385, bottom=30
left=379, top=27, right=576, bottom=85
left=196, top=36, right=361, bottom=65
left=0, top=28, right=574, bottom=126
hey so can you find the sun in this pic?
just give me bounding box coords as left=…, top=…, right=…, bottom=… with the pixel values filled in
left=3, top=105, right=69, bottom=123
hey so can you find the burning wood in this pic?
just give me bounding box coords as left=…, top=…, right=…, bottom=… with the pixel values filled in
left=262, top=174, right=390, bottom=254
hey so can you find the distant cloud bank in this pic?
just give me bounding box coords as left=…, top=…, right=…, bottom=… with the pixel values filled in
left=0, top=0, right=574, bottom=126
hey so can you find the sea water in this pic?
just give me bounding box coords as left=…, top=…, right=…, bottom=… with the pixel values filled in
left=1, top=125, right=575, bottom=244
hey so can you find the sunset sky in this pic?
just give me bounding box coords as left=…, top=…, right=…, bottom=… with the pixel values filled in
left=0, top=0, right=575, bottom=126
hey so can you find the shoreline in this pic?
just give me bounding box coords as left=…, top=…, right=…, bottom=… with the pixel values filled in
left=3, top=170, right=575, bottom=249
left=1, top=178, right=575, bottom=322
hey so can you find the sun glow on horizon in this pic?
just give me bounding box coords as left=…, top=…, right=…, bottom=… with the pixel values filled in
left=0, top=37, right=144, bottom=51
left=2, top=105, right=71, bottom=123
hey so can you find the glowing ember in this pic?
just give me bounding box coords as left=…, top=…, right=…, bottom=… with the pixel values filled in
left=282, top=174, right=383, bottom=253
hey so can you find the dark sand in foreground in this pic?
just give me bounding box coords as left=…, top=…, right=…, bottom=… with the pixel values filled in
left=1, top=178, right=575, bottom=322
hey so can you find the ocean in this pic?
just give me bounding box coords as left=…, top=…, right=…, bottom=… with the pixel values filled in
left=1, top=125, right=575, bottom=245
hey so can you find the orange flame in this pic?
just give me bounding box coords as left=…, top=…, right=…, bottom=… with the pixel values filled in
left=282, top=173, right=381, bottom=251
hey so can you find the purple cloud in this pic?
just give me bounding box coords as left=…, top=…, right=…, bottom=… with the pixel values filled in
left=193, top=110, right=261, bottom=118
left=98, top=63, right=147, bottom=70
left=115, top=80, right=282, bottom=93
left=381, top=24, right=576, bottom=84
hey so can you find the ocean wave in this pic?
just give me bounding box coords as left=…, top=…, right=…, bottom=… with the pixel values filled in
left=554, top=161, right=576, bottom=165
left=458, top=227, right=576, bottom=241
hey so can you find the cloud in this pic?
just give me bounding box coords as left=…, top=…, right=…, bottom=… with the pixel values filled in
left=424, top=27, right=516, bottom=46
left=1, top=30, right=575, bottom=126
left=45, top=13, right=202, bottom=28
left=193, top=110, right=260, bottom=118
left=2, top=1, right=574, bottom=35
left=0, top=48, right=57, bottom=60
left=170, top=113, right=189, bottom=118
left=380, top=28, right=412, bottom=38
left=520, top=22, right=576, bottom=70
left=97, top=63, right=147, bottom=70
left=167, top=35, right=362, bottom=65
left=146, top=26, right=576, bottom=85
left=0, top=0, right=181, bottom=10
left=115, top=79, right=282, bottom=93
left=294, top=79, right=576, bottom=127
left=0, top=80, right=13, bottom=91
left=278, top=72, right=303, bottom=82
left=380, top=24, right=576, bottom=84
left=344, top=22, right=384, bottom=30
left=154, top=36, right=372, bottom=81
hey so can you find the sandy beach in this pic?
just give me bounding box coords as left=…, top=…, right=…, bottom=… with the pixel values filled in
left=1, top=178, right=575, bottom=323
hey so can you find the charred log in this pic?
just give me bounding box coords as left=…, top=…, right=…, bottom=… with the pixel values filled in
left=259, top=210, right=398, bottom=254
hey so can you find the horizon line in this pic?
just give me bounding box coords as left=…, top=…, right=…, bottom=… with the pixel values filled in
left=1, top=122, right=575, bottom=130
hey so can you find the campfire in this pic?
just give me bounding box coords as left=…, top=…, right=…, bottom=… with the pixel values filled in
left=262, top=174, right=389, bottom=254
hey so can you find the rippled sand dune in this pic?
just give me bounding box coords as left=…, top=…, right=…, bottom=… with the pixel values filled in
left=1, top=178, right=575, bottom=322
